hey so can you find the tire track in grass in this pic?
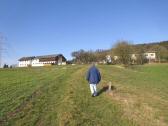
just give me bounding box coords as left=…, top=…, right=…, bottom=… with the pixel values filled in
left=0, top=67, right=78, bottom=126
left=33, top=66, right=84, bottom=126
left=7, top=66, right=81, bottom=126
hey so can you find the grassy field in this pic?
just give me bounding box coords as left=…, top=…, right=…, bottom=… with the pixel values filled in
left=0, top=64, right=168, bottom=126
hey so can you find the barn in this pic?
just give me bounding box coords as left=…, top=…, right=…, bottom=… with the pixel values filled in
left=18, top=54, right=66, bottom=67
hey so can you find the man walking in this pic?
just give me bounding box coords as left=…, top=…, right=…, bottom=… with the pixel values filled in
left=86, top=63, right=101, bottom=97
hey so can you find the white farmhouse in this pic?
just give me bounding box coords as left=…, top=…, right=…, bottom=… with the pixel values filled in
left=106, top=55, right=112, bottom=63
left=18, top=54, right=66, bottom=67
left=144, top=52, right=156, bottom=61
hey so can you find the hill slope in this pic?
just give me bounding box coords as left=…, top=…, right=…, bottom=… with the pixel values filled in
left=0, top=64, right=168, bottom=126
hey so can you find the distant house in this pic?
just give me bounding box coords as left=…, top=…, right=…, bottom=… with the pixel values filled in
left=18, top=54, right=66, bottom=67
left=144, top=51, right=156, bottom=61
left=131, top=54, right=137, bottom=60
left=111, top=51, right=157, bottom=63
left=131, top=51, right=156, bottom=62
left=106, top=55, right=112, bottom=63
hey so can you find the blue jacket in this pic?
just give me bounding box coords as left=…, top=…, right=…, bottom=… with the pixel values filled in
left=86, top=66, right=101, bottom=84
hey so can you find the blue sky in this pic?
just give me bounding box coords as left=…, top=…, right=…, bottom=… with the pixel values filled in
left=0, top=0, right=168, bottom=65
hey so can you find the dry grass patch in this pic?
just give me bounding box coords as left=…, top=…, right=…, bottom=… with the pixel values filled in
left=104, top=85, right=167, bottom=126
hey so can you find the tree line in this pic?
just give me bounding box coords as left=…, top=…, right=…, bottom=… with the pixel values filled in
left=71, top=49, right=108, bottom=64
left=71, top=41, right=168, bottom=65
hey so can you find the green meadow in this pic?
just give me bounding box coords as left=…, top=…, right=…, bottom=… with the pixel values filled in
left=0, top=64, right=168, bottom=126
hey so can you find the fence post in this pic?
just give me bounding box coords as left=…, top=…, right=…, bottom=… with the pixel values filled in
left=108, top=81, right=112, bottom=92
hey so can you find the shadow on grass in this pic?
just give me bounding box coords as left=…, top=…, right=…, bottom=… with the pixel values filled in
left=98, top=85, right=116, bottom=96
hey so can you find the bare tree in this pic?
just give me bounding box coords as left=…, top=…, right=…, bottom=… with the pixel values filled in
left=151, top=45, right=168, bottom=63
left=114, top=41, right=133, bottom=65
left=0, top=34, right=4, bottom=68
left=95, top=49, right=108, bottom=62
left=0, top=33, right=7, bottom=68
left=71, top=49, right=107, bottom=64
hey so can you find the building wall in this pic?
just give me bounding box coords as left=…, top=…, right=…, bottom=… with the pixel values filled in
left=144, top=53, right=156, bottom=60
left=58, top=62, right=66, bottom=65
left=19, top=60, right=32, bottom=67
left=31, top=59, right=44, bottom=67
